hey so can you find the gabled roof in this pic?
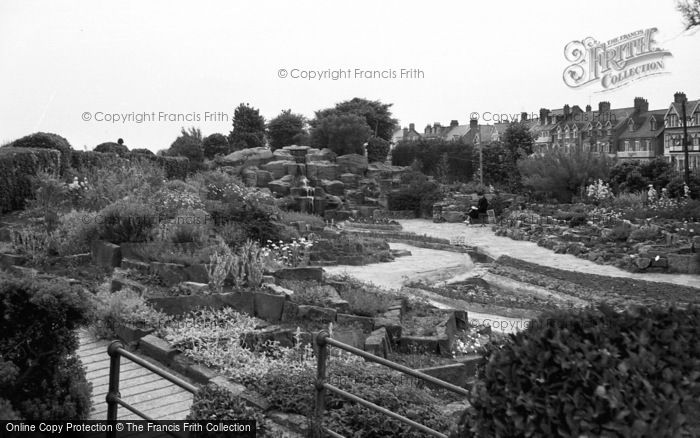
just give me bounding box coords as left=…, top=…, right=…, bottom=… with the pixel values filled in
left=666, top=100, right=700, bottom=119
left=444, top=124, right=471, bottom=139
left=618, top=109, right=667, bottom=139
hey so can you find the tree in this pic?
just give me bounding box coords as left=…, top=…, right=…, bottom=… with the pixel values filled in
left=202, top=133, right=230, bottom=159
left=517, top=146, right=610, bottom=202
left=482, top=141, right=520, bottom=190
left=266, top=110, right=307, bottom=151
left=391, top=139, right=474, bottom=183
left=309, top=113, right=372, bottom=156
left=502, top=122, right=534, bottom=162
left=229, top=103, right=266, bottom=151
left=94, top=141, right=129, bottom=156
left=366, top=136, right=390, bottom=163
left=332, top=98, right=398, bottom=142
left=168, top=127, right=204, bottom=162
left=677, top=0, right=700, bottom=29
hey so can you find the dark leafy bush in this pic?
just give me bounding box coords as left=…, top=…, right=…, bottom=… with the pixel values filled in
left=568, top=212, right=588, bottom=227
left=256, top=361, right=451, bottom=437
left=366, top=136, right=390, bottom=163
left=459, top=305, right=700, bottom=438
left=187, top=384, right=266, bottom=436
left=0, top=273, right=92, bottom=420
left=130, top=148, right=155, bottom=156
left=10, top=132, right=73, bottom=175
left=94, top=142, right=129, bottom=156
left=96, top=200, right=158, bottom=244
left=388, top=171, right=442, bottom=217
left=202, top=133, right=230, bottom=159
left=0, top=147, right=61, bottom=213
left=209, top=203, right=282, bottom=244
left=607, top=223, right=632, bottom=242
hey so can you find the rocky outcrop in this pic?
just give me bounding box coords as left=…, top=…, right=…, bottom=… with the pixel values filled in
left=337, top=154, right=368, bottom=175
left=220, top=147, right=273, bottom=167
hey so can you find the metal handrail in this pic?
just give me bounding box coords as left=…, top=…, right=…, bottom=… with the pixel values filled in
left=312, top=331, right=473, bottom=438
left=106, top=340, right=198, bottom=438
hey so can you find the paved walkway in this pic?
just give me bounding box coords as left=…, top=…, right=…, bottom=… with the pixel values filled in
left=399, top=219, right=700, bottom=289
left=77, top=330, right=194, bottom=421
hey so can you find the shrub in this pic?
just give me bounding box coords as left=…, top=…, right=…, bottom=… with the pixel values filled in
left=94, top=142, right=129, bottom=156
left=186, top=384, right=266, bottom=436
left=202, top=133, right=230, bottom=159
left=130, top=148, right=154, bottom=156
left=518, top=147, right=610, bottom=203
left=258, top=360, right=451, bottom=437
left=460, top=305, right=700, bottom=438
left=0, top=273, right=92, bottom=420
left=608, top=222, right=632, bottom=242
left=10, top=132, right=72, bottom=175
left=337, top=285, right=398, bottom=317
left=0, top=147, right=61, bottom=213
left=152, top=185, right=205, bottom=219
left=611, top=192, right=644, bottom=210
left=629, top=225, right=661, bottom=242
left=366, top=136, right=390, bottom=163
left=90, top=285, right=172, bottom=339
left=167, top=127, right=204, bottom=163
left=53, top=209, right=100, bottom=256
left=568, top=212, right=588, bottom=227
left=216, top=222, right=249, bottom=249
left=96, top=200, right=158, bottom=244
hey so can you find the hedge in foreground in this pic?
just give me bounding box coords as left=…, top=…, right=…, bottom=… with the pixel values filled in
left=0, top=147, right=61, bottom=213
left=455, top=305, right=700, bottom=438
left=0, top=273, right=93, bottom=420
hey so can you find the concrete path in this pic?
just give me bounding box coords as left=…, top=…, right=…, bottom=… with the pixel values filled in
left=399, top=219, right=700, bottom=289
left=77, top=330, right=194, bottom=421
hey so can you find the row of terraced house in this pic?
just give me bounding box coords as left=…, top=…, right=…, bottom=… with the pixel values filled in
left=393, top=92, right=700, bottom=172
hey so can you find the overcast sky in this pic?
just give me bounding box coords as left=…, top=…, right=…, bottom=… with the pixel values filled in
left=1, top=0, right=698, bottom=151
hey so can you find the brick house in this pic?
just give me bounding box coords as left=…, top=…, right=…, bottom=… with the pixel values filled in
left=663, top=92, right=700, bottom=171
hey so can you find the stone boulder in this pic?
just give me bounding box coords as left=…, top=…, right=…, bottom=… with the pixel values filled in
left=337, top=154, right=368, bottom=175
left=262, top=160, right=295, bottom=179
left=268, top=176, right=293, bottom=196
left=307, top=162, right=339, bottom=181
left=364, top=327, right=390, bottom=358
left=306, top=148, right=337, bottom=163
left=241, top=167, right=258, bottom=187
left=286, top=162, right=306, bottom=177
left=220, top=147, right=273, bottom=167
left=322, top=180, right=345, bottom=196
left=91, top=240, right=122, bottom=268
left=340, top=173, right=361, bottom=189
left=256, top=170, right=273, bottom=187
left=273, top=149, right=293, bottom=161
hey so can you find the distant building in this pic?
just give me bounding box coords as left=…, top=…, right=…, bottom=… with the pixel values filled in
left=391, top=123, right=422, bottom=146
left=663, top=92, right=700, bottom=171
left=616, top=98, right=665, bottom=163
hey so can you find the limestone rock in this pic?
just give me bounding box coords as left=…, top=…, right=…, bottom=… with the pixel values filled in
left=263, top=160, right=295, bottom=179
left=337, top=154, right=368, bottom=175
left=340, top=173, right=361, bottom=189
left=268, top=178, right=292, bottom=196
left=307, top=162, right=339, bottom=181
left=220, top=147, right=273, bottom=167
left=322, top=180, right=345, bottom=196
left=306, top=148, right=337, bottom=163
left=256, top=170, right=273, bottom=187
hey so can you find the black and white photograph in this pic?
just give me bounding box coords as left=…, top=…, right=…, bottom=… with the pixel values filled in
left=1, top=1, right=700, bottom=437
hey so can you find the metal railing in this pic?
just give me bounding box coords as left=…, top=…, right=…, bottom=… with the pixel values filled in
left=312, top=331, right=472, bottom=438
left=106, top=340, right=198, bottom=438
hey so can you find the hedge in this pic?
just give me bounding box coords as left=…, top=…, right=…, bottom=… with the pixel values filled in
left=9, top=132, right=73, bottom=175
left=0, top=272, right=93, bottom=420
left=93, top=142, right=129, bottom=156
left=458, top=305, right=700, bottom=437
left=69, top=150, right=190, bottom=180
left=70, top=150, right=126, bottom=173
left=0, top=147, right=61, bottom=213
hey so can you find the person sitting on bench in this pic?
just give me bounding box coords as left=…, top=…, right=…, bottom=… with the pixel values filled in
left=477, top=194, right=489, bottom=226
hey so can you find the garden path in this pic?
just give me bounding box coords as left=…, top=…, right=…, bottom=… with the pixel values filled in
left=77, top=330, right=194, bottom=421
left=399, top=219, right=700, bottom=289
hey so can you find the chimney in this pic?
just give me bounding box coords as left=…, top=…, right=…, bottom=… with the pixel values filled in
left=586, top=104, right=591, bottom=112
left=539, top=108, right=550, bottom=125
left=674, top=92, right=687, bottom=104
left=409, top=123, right=415, bottom=132
left=450, top=120, right=459, bottom=127
left=634, top=97, right=649, bottom=113
left=402, top=127, right=408, bottom=137
left=598, top=101, right=611, bottom=113
left=521, top=112, right=528, bottom=122
left=469, top=119, right=478, bottom=129
left=425, top=124, right=432, bottom=134
left=563, top=104, right=571, bottom=119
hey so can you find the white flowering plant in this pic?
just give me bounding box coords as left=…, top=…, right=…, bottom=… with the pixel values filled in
left=262, top=237, right=314, bottom=268
left=586, top=179, right=612, bottom=203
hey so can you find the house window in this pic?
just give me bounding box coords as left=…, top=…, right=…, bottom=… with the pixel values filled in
left=634, top=140, right=640, bottom=151
left=564, top=127, right=570, bottom=139
left=624, top=141, right=630, bottom=151
left=650, top=118, right=657, bottom=130
left=644, top=140, right=650, bottom=151
left=629, top=120, right=634, bottom=131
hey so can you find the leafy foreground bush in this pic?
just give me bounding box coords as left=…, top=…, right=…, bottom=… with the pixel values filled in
left=0, top=273, right=93, bottom=420
left=257, top=360, right=451, bottom=437
left=0, top=147, right=62, bottom=213
left=456, top=305, right=700, bottom=438
left=96, top=200, right=158, bottom=244
left=10, top=132, right=73, bottom=175
left=186, top=384, right=266, bottom=437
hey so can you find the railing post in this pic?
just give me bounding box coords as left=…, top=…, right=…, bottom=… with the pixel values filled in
left=313, top=331, right=329, bottom=438
left=106, top=340, right=124, bottom=437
